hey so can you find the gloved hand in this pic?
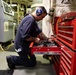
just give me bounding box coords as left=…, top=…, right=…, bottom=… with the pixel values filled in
left=34, top=37, right=40, bottom=43
left=47, top=38, right=54, bottom=43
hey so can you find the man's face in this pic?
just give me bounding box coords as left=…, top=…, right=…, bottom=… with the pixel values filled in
left=37, top=13, right=47, bottom=21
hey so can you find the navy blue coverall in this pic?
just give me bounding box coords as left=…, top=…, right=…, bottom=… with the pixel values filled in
left=10, top=14, right=42, bottom=67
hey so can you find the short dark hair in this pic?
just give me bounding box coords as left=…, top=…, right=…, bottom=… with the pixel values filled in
left=37, top=6, right=47, bottom=15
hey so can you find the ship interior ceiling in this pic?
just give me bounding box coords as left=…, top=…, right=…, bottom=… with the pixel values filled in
left=1, top=0, right=76, bottom=75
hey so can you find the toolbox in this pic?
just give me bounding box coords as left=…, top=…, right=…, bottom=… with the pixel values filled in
left=30, top=12, right=76, bottom=75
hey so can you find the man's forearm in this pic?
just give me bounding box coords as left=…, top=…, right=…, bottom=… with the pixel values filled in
left=39, top=32, right=48, bottom=40
left=25, top=37, right=40, bottom=43
left=39, top=33, right=54, bottom=42
left=25, top=37, right=36, bottom=42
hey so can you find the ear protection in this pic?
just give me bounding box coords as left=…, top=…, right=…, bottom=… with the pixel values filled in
left=36, top=8, right=43, bottom=16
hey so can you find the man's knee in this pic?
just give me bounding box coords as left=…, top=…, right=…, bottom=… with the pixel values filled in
left=30, top=54, right=36, bottom=60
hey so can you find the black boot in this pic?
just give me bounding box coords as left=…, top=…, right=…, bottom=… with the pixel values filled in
left=6, top=56, right=15, bottom=69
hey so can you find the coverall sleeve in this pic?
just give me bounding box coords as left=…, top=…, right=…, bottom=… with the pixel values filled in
left=20, top=20, right=34, bottom=39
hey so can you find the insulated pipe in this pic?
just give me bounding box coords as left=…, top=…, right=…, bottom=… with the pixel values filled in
left=42, top=0, right=54, bottom=38
left=10, top=0, right=12, bottom=5
left=50, top=0, right=53, bottom=9
left=17, top=3, right=20, bottom=25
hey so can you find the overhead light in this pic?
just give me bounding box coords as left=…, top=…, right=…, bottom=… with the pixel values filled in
left=11, top=4, right=17, bottom=7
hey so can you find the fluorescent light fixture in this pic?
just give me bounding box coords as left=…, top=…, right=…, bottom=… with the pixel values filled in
left=11, top=4, right=17, bottom=7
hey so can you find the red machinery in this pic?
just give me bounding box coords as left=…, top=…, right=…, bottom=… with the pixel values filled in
left=30, top=12, right=76, bottom=75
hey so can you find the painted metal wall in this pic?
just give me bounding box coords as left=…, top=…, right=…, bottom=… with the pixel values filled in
left=54, top=0, right=76, bottom=16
